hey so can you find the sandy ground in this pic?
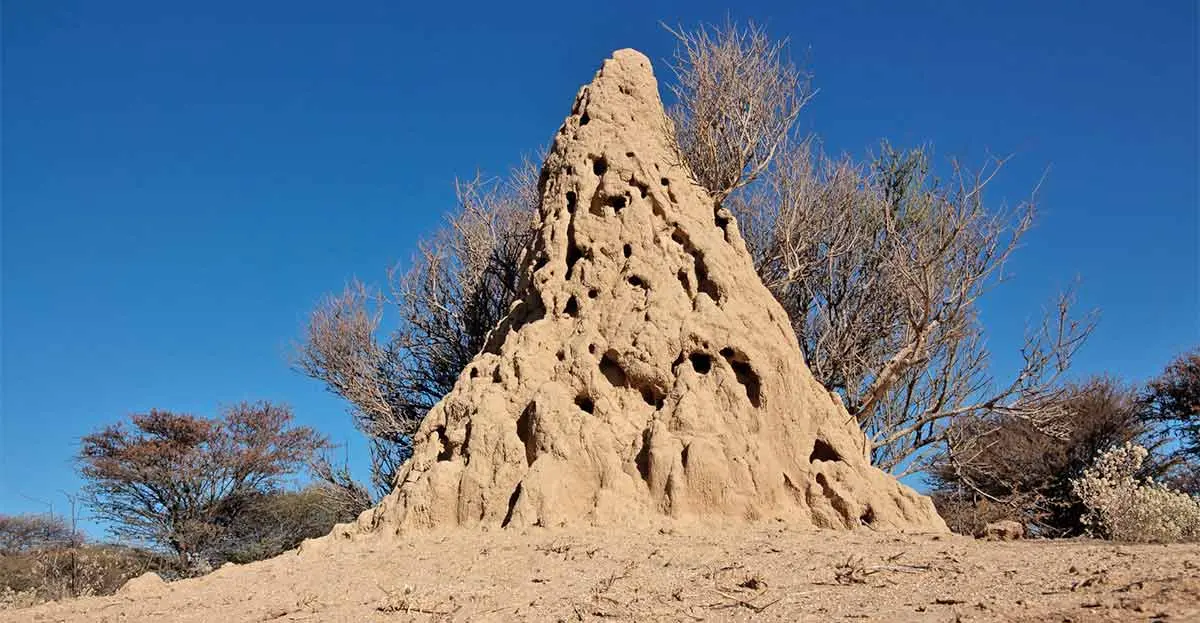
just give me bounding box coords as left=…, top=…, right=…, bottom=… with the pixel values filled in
left=7, top=525, right=1199, bottom=622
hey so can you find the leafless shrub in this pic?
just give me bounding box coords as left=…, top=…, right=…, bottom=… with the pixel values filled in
left=0, top=514, right=79, bottom=555
left=665, top=20, right=813, bottom=202
left=0, top=543, right=167, bottom=609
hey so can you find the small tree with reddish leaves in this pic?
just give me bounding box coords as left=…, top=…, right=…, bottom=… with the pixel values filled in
left=77, top=402, right=327, bottom=569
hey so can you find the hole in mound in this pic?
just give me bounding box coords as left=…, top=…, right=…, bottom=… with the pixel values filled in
left=566, top=191, right=577, bottom=214
left=714, top=207, right=730, bottom=233
left=690, top=353, right=713, bottom=374
left=634, top=180, right=648, bottom=198
left=469, top=367, right=479, bottom=379
left=681, top=444, right=690, bottom=469
left=588, top=288, right=598, bottom=299
left=556, top=350, right=565, bottom=361
left=719, top=347, right=735, bottom=358
left=608, top=195, right=627, bottom=211
left=640, top=387, right=664, bottom=409
left=815, top=472, right=831, bottom=491
left=671, top=229, right=687, bottom=246
left=593, top=157, right=607, bottom=176
left=501, top=482, right=522, bottom=528
left=533, top=256, right=548, bottom=271
left=810, top=439, right=841, bottom=463
left=436, top=427, right=453, bottom=462
left=576, top=395, right=595, bottom=414
left=600, top=351, right=628, bottom=387
left=564, top=296, right=579, bottom=318
left=626, top=151, right=634, bottom=158
left=516, top=404, right=536, bottom=466
left=660, top=177, right=669, bottom=186
left=860, top=506, right=876, bottom=526
left=588, top=343, right=597, bottom=355
left=623, top=244, right=632, bottom=258
left=492, top=367, right=502, bottom=383
left=580, top=112, right=590, bottom=126
left=628, top=275, right=644, bottom=288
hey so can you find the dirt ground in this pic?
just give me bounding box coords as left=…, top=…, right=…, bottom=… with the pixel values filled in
left=6, top=524, right=1198, bottom=623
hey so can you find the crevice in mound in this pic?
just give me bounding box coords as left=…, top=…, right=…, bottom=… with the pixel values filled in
left=693, top=252, right=720, bottom=302
left=461, top=421, right=472, bottom=463
left=676, top=269, right=692, bottom=296
left=681, top=444, right=690, bottom=469
left=720, top=349, right=761, bottom=407
left=516, top=404, right=537, bottom=466
left=814, top=472, right=854, bottom=526
left=635, top=428, right=652, bottom=482
left=860, top=506, right=876, bottom=526
left=501, top=483, right=522, bottom=528
left=566, top=191, right=577, bottom=214
left=576, top=395, right=595, bottom=414
left=810, top=438, right=841, bottom=463
left=565, top=218, right=583, bottom=279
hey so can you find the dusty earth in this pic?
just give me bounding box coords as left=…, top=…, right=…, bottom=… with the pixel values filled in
left=8, top=525, right=1197, bottom=622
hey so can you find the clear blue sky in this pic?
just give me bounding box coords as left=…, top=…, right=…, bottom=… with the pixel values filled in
left=2, top=1, right=1196, bottom=533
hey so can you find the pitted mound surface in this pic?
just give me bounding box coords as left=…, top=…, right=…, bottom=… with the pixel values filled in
left=364, top=49, right=946, bottom=533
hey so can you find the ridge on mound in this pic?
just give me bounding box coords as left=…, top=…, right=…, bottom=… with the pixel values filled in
left=364, top=49, right=946, bottom=533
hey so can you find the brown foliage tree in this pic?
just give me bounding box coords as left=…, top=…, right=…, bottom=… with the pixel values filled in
left=77, top=402, right=327, bottom=568
left=1143, top=348, right=1200, bottom=469
left=930, top=377, right=1172, bottom=536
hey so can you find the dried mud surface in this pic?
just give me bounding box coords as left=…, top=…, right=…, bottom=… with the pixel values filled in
left=9, top=526, right=1198, bottom=622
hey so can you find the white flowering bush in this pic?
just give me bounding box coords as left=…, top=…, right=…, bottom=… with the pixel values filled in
left=1072, top=443, right=1200, bottom=543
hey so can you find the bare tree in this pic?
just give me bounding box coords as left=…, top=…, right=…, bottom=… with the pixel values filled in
left=732, top=141, right=1094, bottom=473
left=294, top=160, right=540, bottom=496
left=665, top=19, right=813, bottom=202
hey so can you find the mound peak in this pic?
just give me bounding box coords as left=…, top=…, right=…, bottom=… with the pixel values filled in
left=364, top=49, right=946, bottom=533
